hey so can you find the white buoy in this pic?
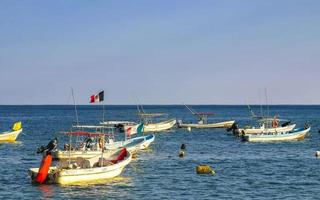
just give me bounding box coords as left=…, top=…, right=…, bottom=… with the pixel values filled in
left=187, top=127, right=192, bottom=132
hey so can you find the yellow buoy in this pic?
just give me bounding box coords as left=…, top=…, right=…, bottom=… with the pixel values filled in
left=179, top=150, right=185, bottom=158
left=196, top=165, right=215, bottom=175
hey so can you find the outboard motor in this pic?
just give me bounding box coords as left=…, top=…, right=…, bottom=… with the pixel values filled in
left=227, top=122, right=238, bottom=132
left=35, top=138, right=58, bottom=184
left=304, top=123, right=310, bottom=129
left=37, top=137, right=58, bottom=155
left=281, top=121, right=291, bottom=127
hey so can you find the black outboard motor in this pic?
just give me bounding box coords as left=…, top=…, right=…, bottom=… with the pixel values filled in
left=227, top=122, right=238, bottom=132
left=304, top=123, right=310, bottom=129
left=37, top=137, right=58, bottom=156
left=281, top=121, right=291, bottom=127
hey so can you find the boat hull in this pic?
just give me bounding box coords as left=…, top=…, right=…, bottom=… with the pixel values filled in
left=242, top=127, right=310, bottom=142
left=143, top=119, right=176, bottom=132
left=0, top=129, right=22, bottom=142
left=178, top=120, right=235, bottom=129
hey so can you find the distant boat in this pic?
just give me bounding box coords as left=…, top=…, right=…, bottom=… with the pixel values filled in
left=138, top=113, right=176, bottom=133
left=178, top=105, right=235, bottom=129
left=0, top=121, right=22, bottom=142
left=235, top=123, right=296, bottom=135
left=100, top=120, right=137, bottom=132
left=242, top=126, right=310, bottom=142
left=178, top=120, right=235, bottom=129
left=29, top=148, right=132, bottom=185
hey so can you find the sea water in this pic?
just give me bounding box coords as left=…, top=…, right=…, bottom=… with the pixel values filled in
left=0, top=105, right=319, bottom=199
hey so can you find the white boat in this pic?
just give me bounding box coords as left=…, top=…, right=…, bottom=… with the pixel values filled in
left=178, top=120, right=235, bottom=129
left=0, top=121, right=22, bottom=142
left=29, top=148, right=132, bottom=185
left=242, top=127, right=310, bottom=142
left=178, top=105, right=235, bottom=129
left=236, top=124, right=296, bottom=135
left=52, top=129, right=155, bottom=160
left=143, top=119, right=177, bottom=133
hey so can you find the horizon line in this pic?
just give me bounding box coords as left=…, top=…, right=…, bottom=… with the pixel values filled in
left=0, top=103, right=320, bottom=106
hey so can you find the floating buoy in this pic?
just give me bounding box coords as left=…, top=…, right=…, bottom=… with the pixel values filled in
left=179, top=144, right=186, bottom=157
left=179, top=150, right=185, bottom=158
left=315, top=151, right=320, bottom=157
left=196, top=165, right=215, bottom=175
left=35, top=154, right=53, bottom=184
left=187, top=127, right=192, bottom=132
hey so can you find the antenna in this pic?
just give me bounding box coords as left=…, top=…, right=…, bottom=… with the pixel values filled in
left=265, top=87, right=269, bottom=118
left=71, top=87, right=79, bottom=126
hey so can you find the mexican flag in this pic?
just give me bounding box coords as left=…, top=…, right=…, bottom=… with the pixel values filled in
left=90, top=91, right=104, bottom=103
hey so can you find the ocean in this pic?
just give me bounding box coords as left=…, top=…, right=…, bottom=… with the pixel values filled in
left=0, top=105, right=319, bottom=199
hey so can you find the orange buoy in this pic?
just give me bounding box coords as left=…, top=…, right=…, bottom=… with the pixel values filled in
left=35, top=154, right=52, bottom=184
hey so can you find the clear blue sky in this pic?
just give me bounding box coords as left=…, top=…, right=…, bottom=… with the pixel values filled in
left=1, top=0, right=319, bottom=105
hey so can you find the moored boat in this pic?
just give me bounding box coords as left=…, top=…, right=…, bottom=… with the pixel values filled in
left=0, top=121, right=22, bottom=142
left=142, top=119, right=177, bottom=133
left=52, top=126, right=154, bottom=160
left=178, top=120, right=235, bottom=129
left=242, top=126, right=311, bottom=142
left=178, top=105, right=235, bottom=130
left=29, top=148, right=132, bottom=185
left=235, top=123, right=296, bottom=135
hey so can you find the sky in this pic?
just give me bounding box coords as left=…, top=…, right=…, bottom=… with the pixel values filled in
left=0, top=0, right=319, bottom=105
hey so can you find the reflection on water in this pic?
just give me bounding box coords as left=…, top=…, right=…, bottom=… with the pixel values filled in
left=0, top=141, right=22, bottom=145
left=38, top=185, right=55, bottom=199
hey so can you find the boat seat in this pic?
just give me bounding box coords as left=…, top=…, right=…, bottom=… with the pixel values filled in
left=93, top=158, right=114, bottom=167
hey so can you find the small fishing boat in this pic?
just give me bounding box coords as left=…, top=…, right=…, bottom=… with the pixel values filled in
left=52, top=126, right=154, bottom=160
left=142, top=118, right=177, bottom=133
left=29, top=147, right=132, bottom=185
left=235, top=123, right=296, bottom=135
left=242, top=126, right=311, bottom=142
left=178, top=120, right=235, bottom=129
left=178, top=105, right=235, bottom=129
left=100, top=120, right=137, bottom=132
left=0, top=121, right=22, bottom=142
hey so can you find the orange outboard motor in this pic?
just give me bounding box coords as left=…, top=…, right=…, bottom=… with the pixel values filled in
left=35, top=154, right=53, bottom=184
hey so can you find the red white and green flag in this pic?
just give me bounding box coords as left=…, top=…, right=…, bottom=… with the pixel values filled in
left=90, top=91, right=104, bottom=103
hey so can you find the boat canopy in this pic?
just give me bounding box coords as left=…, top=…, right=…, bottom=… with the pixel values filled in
left=193, top=112, right=214, bottom=116
left=62, top=131, right=106, bottom=137
left=139, top=113, right=166, bottom=117
left=73, top=125, right=115, bottom=129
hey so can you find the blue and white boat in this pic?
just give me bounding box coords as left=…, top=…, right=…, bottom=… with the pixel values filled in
left=242, top=126, right=311, bottom=142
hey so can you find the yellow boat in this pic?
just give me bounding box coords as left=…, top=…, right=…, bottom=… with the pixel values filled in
left=0, top=122, right=23, bottom=142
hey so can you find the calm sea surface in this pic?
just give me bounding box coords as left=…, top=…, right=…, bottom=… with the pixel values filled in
left=0, top=105, right=319, bottom=199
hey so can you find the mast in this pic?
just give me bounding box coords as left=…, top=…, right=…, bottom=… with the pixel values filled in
left=185, top=104, right=196, bottom=115
left=71, top=87, right=79, bottom=126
